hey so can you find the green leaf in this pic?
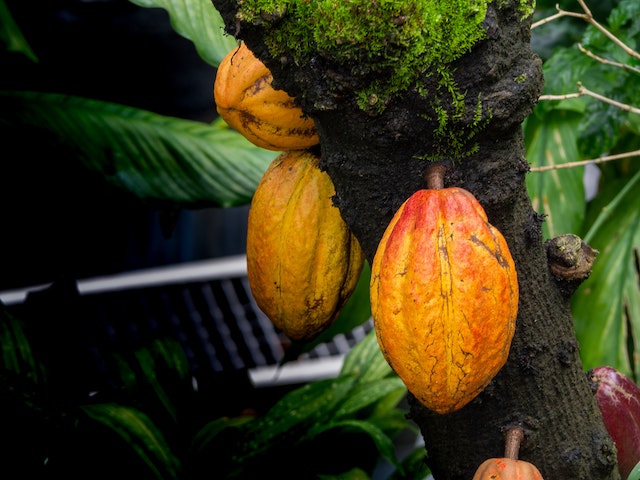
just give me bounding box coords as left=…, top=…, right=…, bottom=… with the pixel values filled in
left=524, top=110, right=586, bottom=239
left=628, top=460, right=640, bottom=480
left=389, top=447, right=431, bottom=480
left=0, top=91, right=277, bottom=207
left=190, top=415, right=254, bottom=455
left=579, top=102, right=628, bottom=160
left=531, top=6, right=587, bottom=61
left=582, top=0, right=640, bottom=63
left=0, top=0, right=37, bottom=62
left=134, top=347, right=179, bottom=423
left=110, top=337, right=192, bottom=424
left=0, top=304, right=45, bottom=384
left=233, top=376, right=356, bottom=461
left=113, top=352, right=139, bottom=391
left=148, top=337, right=190, bottom=380
left=128, top=0, right=237, bottom=67
left=366, top=406, right=414, bottom=437
left=572, top=169, right=640, bottom=377
left=81, top=403, right=181, bottom=480
left=335, top=376, right=406, bottom=419
left=534, top=1, right=640, bottom=160
left=370, top=384, right=409, bottom=420
left=341, top=329, right=394, bottom=384
left=535, top=46, right=589, bottom=116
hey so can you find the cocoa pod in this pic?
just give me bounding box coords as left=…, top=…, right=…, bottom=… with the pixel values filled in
left=246, top=150, right=364, bottom=342
left=370, top=169, right=518, bottom=414
left=472, top=458, right=544, bottom=480
left=473, top=428, right=544, bottom=479
left=589, top=365, right=640, bottom=479
left=214, top=43, right=319, bottom=151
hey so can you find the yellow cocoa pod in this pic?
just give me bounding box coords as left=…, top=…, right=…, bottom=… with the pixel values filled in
left=214, top=43, right=319, bottom=151
left=247, top=150, right=365, bottom=341
left=370, top=174, right=518, bottom=414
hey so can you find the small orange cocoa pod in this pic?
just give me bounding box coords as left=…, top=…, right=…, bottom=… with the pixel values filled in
left=214, top=43, right=319, bottom=151
left=472, top=458, right=544, bottom=480
left=472, top=427, right=544, bottom=479
left=246, top=150, right=364, bottom=341
left=370, top=166, right=518, bottom=414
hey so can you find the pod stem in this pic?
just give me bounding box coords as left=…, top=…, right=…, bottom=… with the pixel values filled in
left=504, top=426, right=524, bottom=460
left=425, top=164, right=446, bottom=190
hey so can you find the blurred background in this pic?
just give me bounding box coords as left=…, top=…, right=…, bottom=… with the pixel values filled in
left=0, top=0, right=250, bottom=291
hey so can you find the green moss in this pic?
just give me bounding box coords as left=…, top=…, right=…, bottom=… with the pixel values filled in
left=518, top=0, right=535, bottom=20
left=417, top=68, right=492, bottom=162
left=514, top=73, right=527, bottom=83
left=238, top=0, right=493, bottom=110
left=495, top=0, right=535, bottom=19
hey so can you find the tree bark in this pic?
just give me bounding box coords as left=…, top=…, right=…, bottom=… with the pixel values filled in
left=212, top=1, right=620, bottom=478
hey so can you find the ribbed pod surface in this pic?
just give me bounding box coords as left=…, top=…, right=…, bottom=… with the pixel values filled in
left=370, top=186, right=518, bottom=414
left=247, top=150, right=364, bottom=341
left=214, top=43, right=319, bottom=151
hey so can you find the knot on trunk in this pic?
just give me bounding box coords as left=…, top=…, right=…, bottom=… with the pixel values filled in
left=545, top=234, right=599, bottom=295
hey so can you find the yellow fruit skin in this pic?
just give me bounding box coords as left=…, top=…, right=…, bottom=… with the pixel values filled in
left=214, top=44, right=319, bottom=151
left=370, top=187, right=518, bottom=414
left=246, top=150, right=365, bottom=341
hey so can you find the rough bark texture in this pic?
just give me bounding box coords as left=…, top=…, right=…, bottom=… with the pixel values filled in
left=212, top=1, right=620, bottom=478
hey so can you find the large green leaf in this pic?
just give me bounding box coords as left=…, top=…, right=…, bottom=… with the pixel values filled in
left=81, top=403, right=181, bottom=480
left=335, top=376, right=405, bottom=419
left=0, top=91, right=277, bottom=207
left=524, top=110, right=586, bottom=239
left=128, top=0, right=237, bottom=67
left=231, top=375, right=357, bottom=463
left=192, top=330, right=407, bottom=476
left=572, top=170, right=640, bottom=377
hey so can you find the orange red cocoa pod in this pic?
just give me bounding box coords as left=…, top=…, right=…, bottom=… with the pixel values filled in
left=246, top=150, right=364, bottom=342
left=214, top=43, right=319, bottom=151
left=370, top=184, right=518, bottom=414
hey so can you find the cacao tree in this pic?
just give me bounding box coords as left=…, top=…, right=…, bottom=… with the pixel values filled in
left=2, top=0, right=640, bottom=478
left=207, top=0, right=624, bottom=478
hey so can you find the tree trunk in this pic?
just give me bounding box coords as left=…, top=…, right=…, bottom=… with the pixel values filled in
left=212, top=0, right=620, bottom=478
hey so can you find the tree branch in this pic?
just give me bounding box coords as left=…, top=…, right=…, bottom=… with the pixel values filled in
left=539, top=82, right=640, bottom=114
left=529, top=149, right=640, bottom=172
left=578, top=43, right=640, bottom=75
left=532, top=0, right=640, bottom=61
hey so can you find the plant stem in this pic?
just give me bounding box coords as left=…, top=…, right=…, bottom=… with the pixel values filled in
left=504, top=427, right=525, bottom=460
left=425, top=164, right=446, bottom=190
